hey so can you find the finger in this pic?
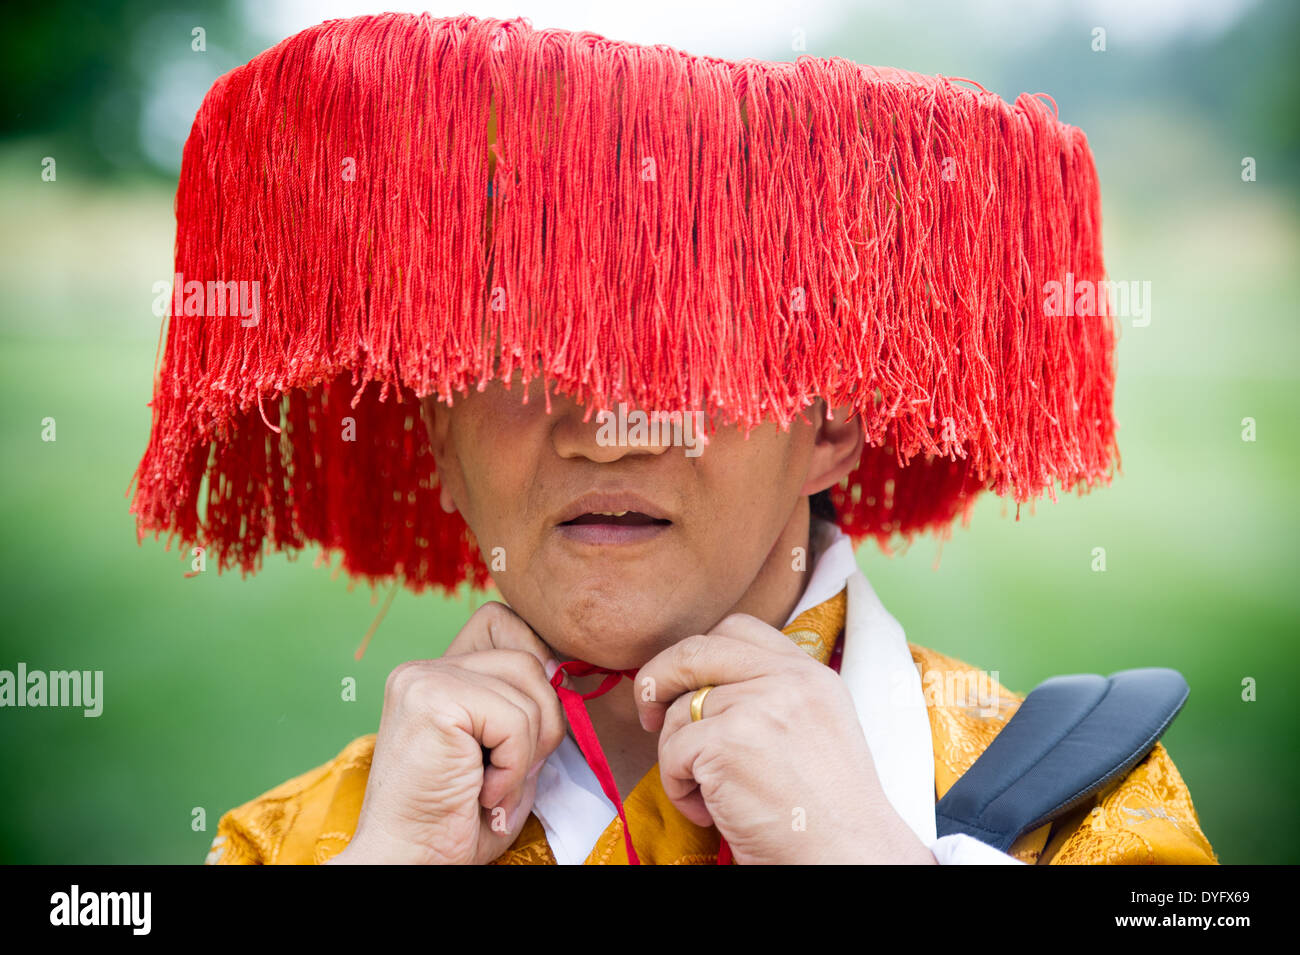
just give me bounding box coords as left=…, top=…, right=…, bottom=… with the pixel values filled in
left=445, top=601, right=557, bottom=673
left=446, top=654, right=566, bottom=772
left=442, top=668, right=553, bottom=809
left=451, top=666, right=541, bottom=769
left=473, top=690, right=538, bottom=811
left=636, top=623, right=805, bottom=732
left=709, top=612, right=812, bottom=656
left=481, top=760, right=543, bottom=852
left=657, top=717, right=722, bottom=828
left=654, top=677, right=783, bottom=828
left=657, top=680, right=740, bottom=745
left=392, top=669, right=537, bottom=811
left=387, top=659, right=541, bottom=760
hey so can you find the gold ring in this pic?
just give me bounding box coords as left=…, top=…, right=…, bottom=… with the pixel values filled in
left=690, top=685, right=716, bottom=722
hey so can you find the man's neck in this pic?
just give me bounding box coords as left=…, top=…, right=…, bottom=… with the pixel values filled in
left=572, top=504, right=817, bottom=800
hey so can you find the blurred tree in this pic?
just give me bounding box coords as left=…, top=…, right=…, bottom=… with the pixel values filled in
left=0, top=0, right=258, bottom=179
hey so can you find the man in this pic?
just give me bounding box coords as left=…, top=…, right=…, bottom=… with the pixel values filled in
left=130, top=12, right=1216, bottom=865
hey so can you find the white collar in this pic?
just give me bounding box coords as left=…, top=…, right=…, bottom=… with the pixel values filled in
left=529, top=518, right=939, bottom=863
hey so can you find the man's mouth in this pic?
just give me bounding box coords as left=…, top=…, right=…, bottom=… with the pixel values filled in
left=555, top=495, right=674, bottom=546
left=560, top=511, right=670, bottom=527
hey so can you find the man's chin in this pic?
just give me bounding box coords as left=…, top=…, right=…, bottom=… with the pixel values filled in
left=510, top=575, right=721, bottom=667
left=548, top=625, right=667, bottom=670
left=539, top=603, right=682, bottom=670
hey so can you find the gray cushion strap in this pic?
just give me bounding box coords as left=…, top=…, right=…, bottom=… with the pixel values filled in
left=933, top=668, right=1190, bottom=852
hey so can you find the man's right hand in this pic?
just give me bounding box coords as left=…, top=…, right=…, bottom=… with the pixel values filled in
left=327, top=601, right=567, bottom=865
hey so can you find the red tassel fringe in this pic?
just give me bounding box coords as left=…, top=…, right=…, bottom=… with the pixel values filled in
left=129, top=13, right=1119, bottom=593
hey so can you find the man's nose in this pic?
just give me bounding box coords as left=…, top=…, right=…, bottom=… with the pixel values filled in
left=551, top=400, right=673, bottom=463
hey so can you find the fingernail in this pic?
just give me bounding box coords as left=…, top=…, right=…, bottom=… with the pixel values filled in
left=527, top=760, right=544, bottom=781
left=544, top=659, right=559, bottom=681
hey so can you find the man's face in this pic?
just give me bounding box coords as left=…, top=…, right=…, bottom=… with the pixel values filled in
left=422, top=375, right=858, bottom=668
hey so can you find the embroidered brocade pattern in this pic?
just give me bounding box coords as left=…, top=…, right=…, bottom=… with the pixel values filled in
left=1048, top=742, right=1218, bottom=865
left=584, top=820, right=623, bottom=866
left=784, top=589, right=846, bottom=667
left=205, top=791, right=301, bottom=865
left=489, top=815, right=557, bottom=865
left=908, top=644, right=1023, bottom=790
left=206, top=734, right=376, bottom=865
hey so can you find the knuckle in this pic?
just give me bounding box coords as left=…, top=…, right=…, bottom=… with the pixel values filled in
left=384, top=661, right=461, bottom=719
left=404, top=673, right=453, bottom=717
left=515, top=688, right=541, bottom=727
left=718, top=612, right=756, bottom=629
left=501, top=647, right=545, bottom=678
left=502, top=699, right=531, bottom=737
left=475, top=602, right=524, bottom=643
left=722, top=710, right=766, bottom=751
left=384, top=659, right=427, bottom=698
left=448, top=601, right=514, bottom=652
left=675, top=634, right=710, bottom=683
left=471, top=600, right=513, bottom=625
left=714, top=612, right=761, bottom=639
left=694, top=726, right=737, bottom=773
left=541, top=695, right=567, bottom=747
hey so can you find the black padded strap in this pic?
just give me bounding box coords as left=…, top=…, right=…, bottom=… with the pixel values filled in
left=934, top=668, right=1189, bottom=851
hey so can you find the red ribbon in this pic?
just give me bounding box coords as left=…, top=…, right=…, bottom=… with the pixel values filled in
left=548, top=633, right=841, bottom=866
left=548, top=660, right=733, bottom=865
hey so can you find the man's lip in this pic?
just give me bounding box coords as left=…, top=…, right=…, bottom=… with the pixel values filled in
left=554, top=492, right=673, bottom=526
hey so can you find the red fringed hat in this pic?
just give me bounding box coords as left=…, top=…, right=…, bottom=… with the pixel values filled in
left=129, top=12, right=1119, bottom=593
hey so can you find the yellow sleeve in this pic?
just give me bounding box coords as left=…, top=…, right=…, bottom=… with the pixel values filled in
left=202, top=734, right=376, bottom=865
left=1042, top=742, right=1219, bottom=865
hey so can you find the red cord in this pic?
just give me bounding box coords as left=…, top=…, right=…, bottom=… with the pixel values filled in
left=549, top=660, right=737, bottom=865
left=549, top=661, right=645, bottom=864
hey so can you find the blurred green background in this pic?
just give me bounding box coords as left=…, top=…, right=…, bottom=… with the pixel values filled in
left=1, top=0, right=1296, bottom=864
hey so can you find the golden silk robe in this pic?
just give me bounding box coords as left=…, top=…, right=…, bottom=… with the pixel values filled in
left=204, top=592, right=1218, bottom=865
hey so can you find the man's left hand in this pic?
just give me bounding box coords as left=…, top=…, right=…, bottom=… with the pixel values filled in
left=635, top=613, right=938, bottom=865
